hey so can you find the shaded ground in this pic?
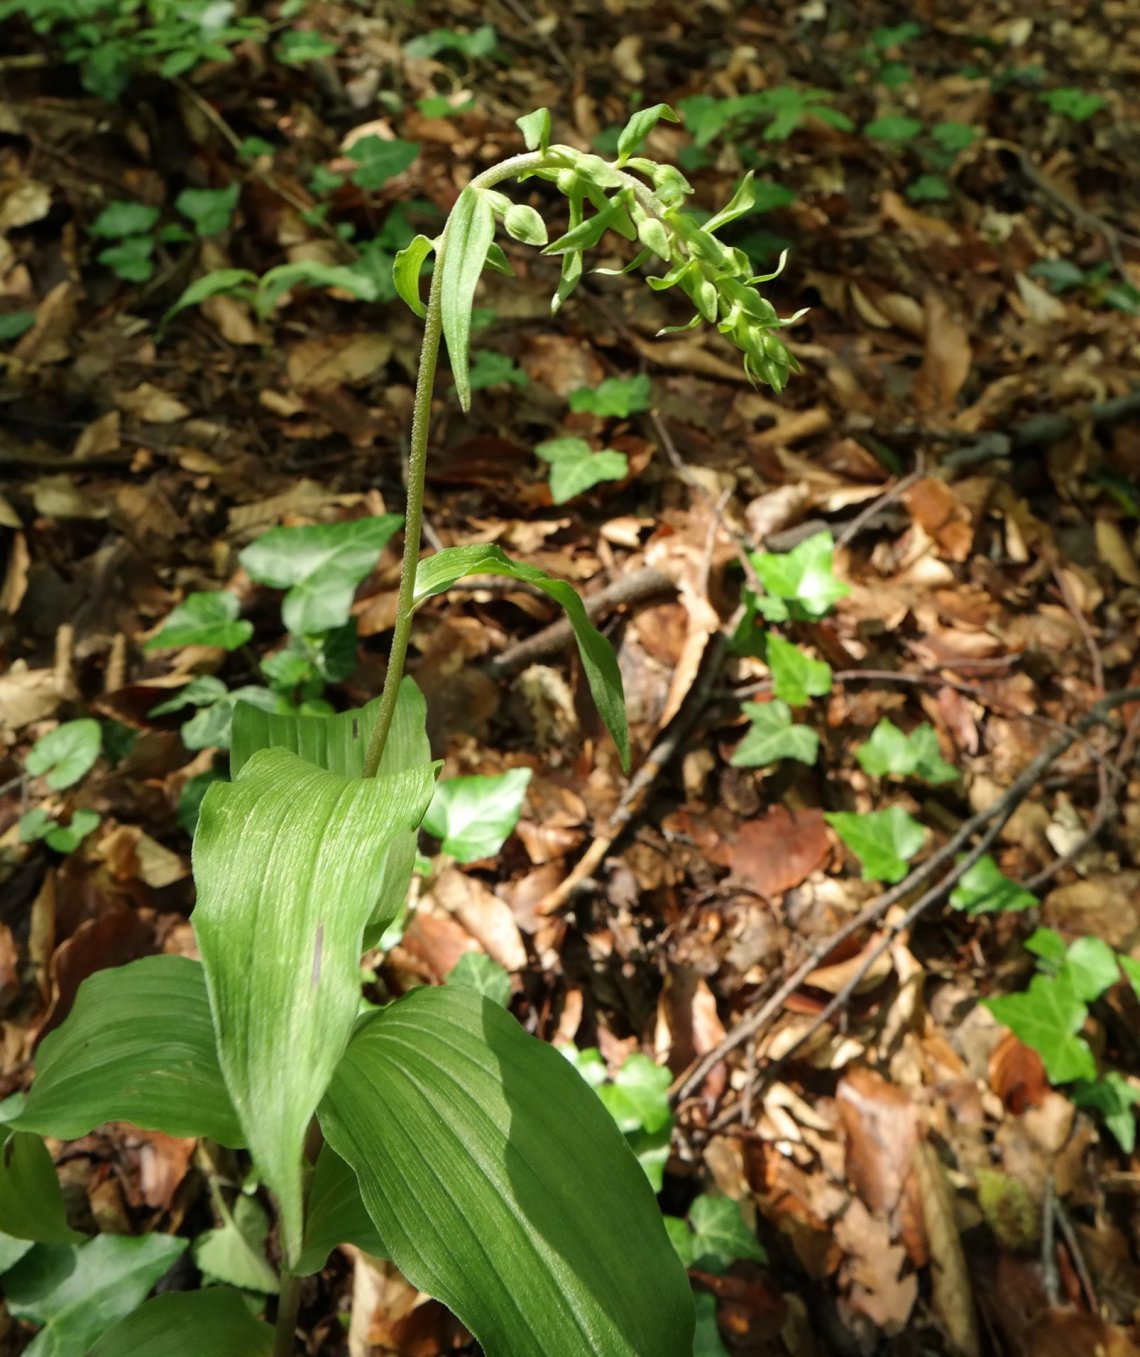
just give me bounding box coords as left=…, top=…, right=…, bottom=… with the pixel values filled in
left=2, top=1, right=1140, bottom=1353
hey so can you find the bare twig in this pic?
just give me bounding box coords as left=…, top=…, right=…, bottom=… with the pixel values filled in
left=834, top=468, right=924, bottom=550
left=671, top=687, right=1140, bottom=1110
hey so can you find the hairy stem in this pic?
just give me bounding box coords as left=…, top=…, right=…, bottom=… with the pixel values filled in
left=273, top=1270, right=302, bottom=1357
left=361, top=151, right=663, bottom=778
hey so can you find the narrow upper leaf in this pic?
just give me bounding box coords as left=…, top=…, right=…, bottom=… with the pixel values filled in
left=414, top=544, right=629, bottom=770
left=616, top=103, right=680, bottom=163
left=393, top=234, right=434, bottom=318
left=11, top=955, right=242, bottom=1147
left=192, top=748, right=437, bottom=1261
left=440, top=184, right=497, bottom=412
left=319, top=985, right=694, bottom=1356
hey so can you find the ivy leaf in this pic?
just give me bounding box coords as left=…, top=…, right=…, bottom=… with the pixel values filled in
left=729, top=700, right=818, bottom=767
left=568, top=374, right=651, bottom=418
left=239, top=515, right=403, bottom=636
left=750, top=531, right=848, bottom=621
left=446, top=953, right=511, bottom=1008
left=345, top=136, right=420, bottom=191
left=1073, top=1073, right=1140, bottom=1153
left=616, top=103, right=680, bottom=163
left=597, top=1054, right=672, bottom=1137
left=949, top=856, right=1037, bottom=914
left=765, top=634, right=832, bottom=707
left=88, top=201, right=159, bottom=238
left=4, top=1233, right=188, bottom=1357
left=825, top=806, right=925, bottom=883
left=469, top=349, right=528, bottom=391
left=422, top=768, right=532, bottom=863
left=192, top=1194, right=279, bottom=1294
left=1063, top=936, right=1120, bottom=1004
left=534, top=436, right=628, bottom=503
left=856, top=719, right=958, bottom=784
left=174, top=183, right=240, bottom=237
left=985, top=972, right=1096, bottom=1085
left=42, top=809, right=100, bottom=854
left=864, top=115, right=924, bottom=141
left=145, top=591, right=252, bottom=652
left=25, top=719, right=101, bottom=791
left=1025, top=926, right=1067, bottom=970
left=1119, top=954, right=1140, bottom=1002
left=688, top=1196, right=766, bottom=1273
left=440, top=184, right=497, bottom=412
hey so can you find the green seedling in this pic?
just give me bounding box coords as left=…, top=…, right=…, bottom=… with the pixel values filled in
left=825, top=805, right=926, bottom=883
left=987, top=928, right=1140, bottom=1150
left=3, top=106, right=801, bottom=1355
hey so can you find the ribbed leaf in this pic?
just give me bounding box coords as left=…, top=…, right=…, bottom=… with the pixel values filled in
left=192, top=748, right=436, bottom=1261
left=414, top=544, right=629, bottom=770
left=87, top=1288, right=274, bottom=1357
left=319, top=986, right=693, bottom=1357
left=11, top=956, right=242, bottom=1147
left=440, top=184, right=496, bottom=412
left=296, top=1145, right=387, bottom=1275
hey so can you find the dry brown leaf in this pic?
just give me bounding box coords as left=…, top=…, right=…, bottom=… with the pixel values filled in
left=915, top=1140, right=980, bottom=1357
left=286, top=332, right=392, bottom=392
left=914, top=292, right=972, bottom=417
left=113, top=382, right=190, bottom=423
left=904, top=478, right=974, bottom=561
left=988, top=1031, right=1049, bottom=1113
left=1095, top=518, right=1140, bottom=585
left=426, top=866, right=527, bottom=973
left=833, top=1197, right=918, bottom=1335
left=0, top=178, right=52, bottom=230
left=14, top=281, right=77, bottom=365
left=73, top=410, right=121, bottom=459
left=724, top=807, right=830, bottom=897
left=837, top=1067, right=918, bottom=1216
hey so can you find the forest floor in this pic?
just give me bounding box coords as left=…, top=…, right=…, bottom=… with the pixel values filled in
left=2, top=0, right=1140, bottom=1354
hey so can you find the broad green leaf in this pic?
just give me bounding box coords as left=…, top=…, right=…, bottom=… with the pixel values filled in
left=145, top=591, right=252, bottom=652
left=0, top=1134, right=82, bottom=1244
left=730, top=699, right=818, bottom=767
left=616, top=103, right=679, bottom=162
left=516, top=108, right=551, bottom=152
left=239, top=515, right=403, bottom=636
left=193, top=1193, right=278, bottom=1294
left=5, top=1233, right=187, bottom=1357
left=161, top=268, right=259, bottom=325
left=863, top=115, right=923, bottom=140
left=1073, top=1073, right=1140, bottom=1153
left=568, top=373, right=651, bottom=417
left=230, top=687, right=432, bottom=950
left=393, top=233, right=434, bottom=317
left=297, top=1145, right=387, bottom=1275
left=750, top=531, right=848, bottom=621
left=149, top=676, right=229, bottom=717
left=985, top=972, right=1096, bottom=1084
left=12, top=956, right=242, bottom=1146
left=97, top=235, right=154, bottom=282
left=856, top=719, right=957, bottom=784
left=1025, top=926, right=1068, bottom=969
left=174, top=183, right=240, bottom=236
left=88, top=201, right=159, bottom=238
left=423, top=767, right=532, bottom=862
left=0, top=1232, right=34, bottom=1272
left=87, top=1288, right=274, bottom=1357
left=949, top=856, right=1037, bottom=914
left=319, top=986, right=694, bottom=1356
left=765, top=634, right=832, bottom=707
left=193, top=748, right=436, bottom=1261
left=907, top=174, right=951, bottom=202
left=440, top=184, right=497, bottom=412
left=181, top=687, right=287, bottom=752
left=503, top=203, right=548, bottom=247
left=688, top=1195, right=767, bottom=1272
left=824, top=806, right=925, bottom=883
left=1120, top=955, right=1140, bottom=1002
left=446, top=952, right=512, bottom=1007
left=534, top=436, right=628, bottom=503
left=1064, top=936, right=1120, bottom=1004
left=404, top=23, right=497, bottom=58
left=346, top=136, right=420, bottom=191
left=25, top=720, right=101, bottom=791
left=415, top=544, right=629, bottom=770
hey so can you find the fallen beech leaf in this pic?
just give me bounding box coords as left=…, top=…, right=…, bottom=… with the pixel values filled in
left=287, top=332, right=393, bottom=392
left=1095, top=519, right=1140, bottom=586
left=837, top=1068, right=918, bottom=1216
left=913, top=292, right=971, bottom=417
left=989, top=1031, right=1049, bottom=1113
left=725, top=807, right=830, bottom=896
left=113, top=382, right=191, bottom=423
